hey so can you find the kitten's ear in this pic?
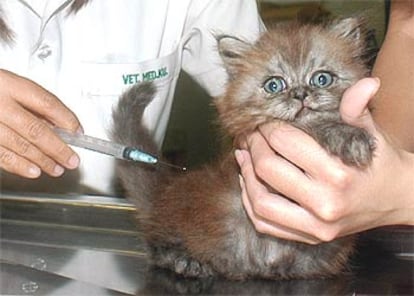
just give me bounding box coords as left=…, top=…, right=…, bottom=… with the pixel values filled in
left=328, top=17, right=365, bottom=42
left=216, top=35, right=252, bottom=78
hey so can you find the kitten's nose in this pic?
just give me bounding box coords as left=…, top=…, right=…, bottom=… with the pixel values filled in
left=292, top=88, right=308, bottom=101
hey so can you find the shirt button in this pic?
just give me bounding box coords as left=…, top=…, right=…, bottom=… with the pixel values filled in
left=37, top=44, right=52, bottom=60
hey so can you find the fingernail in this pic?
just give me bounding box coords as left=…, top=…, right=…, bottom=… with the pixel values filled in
left=67, top=154, right=80, bottom=169
left=373, top=77, right=381, bottom=90
left=54, top=165, right=65, bottom=176
left=28, top=166, right=41, bottom=178
left=369, top=77, right=381, bottom=94
left=234, top=149, right=245, bottom=166
left=76, top=126, right=84, bottom=134
left=238, top=173, right=245, bottom=187
left=356, top=77, right=380, bottom=100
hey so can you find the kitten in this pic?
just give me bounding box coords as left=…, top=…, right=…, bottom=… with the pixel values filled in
left=112, top=18, right=375, bottom=280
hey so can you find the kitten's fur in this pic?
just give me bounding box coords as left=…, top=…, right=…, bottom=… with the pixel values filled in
left=112, top=18, right=375, bottom=280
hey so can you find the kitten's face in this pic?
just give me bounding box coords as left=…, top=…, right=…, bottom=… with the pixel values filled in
left=216, top=18, right=370, bottom=137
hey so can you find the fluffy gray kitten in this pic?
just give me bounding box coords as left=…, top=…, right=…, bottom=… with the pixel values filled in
left=112, top=18, right=375, bottom=280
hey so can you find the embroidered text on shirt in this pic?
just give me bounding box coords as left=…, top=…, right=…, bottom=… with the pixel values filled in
left=122, top=67, right=168, bottom=85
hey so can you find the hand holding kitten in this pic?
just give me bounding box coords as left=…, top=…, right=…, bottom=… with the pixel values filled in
left=237, top=77, right=414, bottom=244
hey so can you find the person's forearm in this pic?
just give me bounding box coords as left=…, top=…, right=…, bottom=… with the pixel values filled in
left=385, top=149, right=414, bottom=226
left=371, top=0, right=414, bottom=151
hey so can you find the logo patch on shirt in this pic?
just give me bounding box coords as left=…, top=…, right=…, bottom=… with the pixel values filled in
left=122, top=67, right=168, bottom=85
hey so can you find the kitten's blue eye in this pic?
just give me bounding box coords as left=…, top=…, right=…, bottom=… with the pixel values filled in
left=263, top=77, right=287, bottom=94
left=310, top=72, right=334, bottom=88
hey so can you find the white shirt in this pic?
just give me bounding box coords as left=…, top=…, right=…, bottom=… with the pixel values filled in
left=0, top=0, right=264, bottom=195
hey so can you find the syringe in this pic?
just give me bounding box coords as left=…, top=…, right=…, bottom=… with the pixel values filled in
left=54, top=128, right=186, bottom=171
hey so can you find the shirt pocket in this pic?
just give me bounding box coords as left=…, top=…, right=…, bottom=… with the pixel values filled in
left=78, top=47, right=181, bottom=144
left=81, top=48, right=180, bottom=98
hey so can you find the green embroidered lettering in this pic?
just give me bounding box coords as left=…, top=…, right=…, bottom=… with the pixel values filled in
left=132, top=74, right=140, bottom=83
left=159, top=67, right=168, bottom=77
left=122, top=73, right=140, bottom=85
left=122, top=74, right=129, bottom=84
left=142, top=67, right=169, bottom=82
left=143, top=70, right=156, bottom=81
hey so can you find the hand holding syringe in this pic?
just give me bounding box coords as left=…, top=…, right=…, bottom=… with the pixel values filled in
left=54, top=128, right=186, bottom=171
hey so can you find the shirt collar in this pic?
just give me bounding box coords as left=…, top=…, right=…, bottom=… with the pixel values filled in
left=17, top=0, right=91, bottom=19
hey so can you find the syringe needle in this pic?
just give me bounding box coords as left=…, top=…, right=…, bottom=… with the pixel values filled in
left=157, top=160, right=187, bottom=171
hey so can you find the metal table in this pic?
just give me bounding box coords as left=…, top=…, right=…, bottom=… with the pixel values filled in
left=1, top=193, right=413, bottom=295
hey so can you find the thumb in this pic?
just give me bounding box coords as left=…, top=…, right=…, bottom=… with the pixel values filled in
left=340, top=77, right=380, bottom=133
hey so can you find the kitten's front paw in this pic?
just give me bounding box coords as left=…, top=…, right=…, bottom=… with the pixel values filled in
left=174, top=256, right=214, bottom=278
left=315, top=123, right=376, bottom=168
left=332, top=128, right=376, bottom=168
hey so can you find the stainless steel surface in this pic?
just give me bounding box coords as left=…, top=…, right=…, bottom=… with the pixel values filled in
left=1, top=192, right=413, bottom=295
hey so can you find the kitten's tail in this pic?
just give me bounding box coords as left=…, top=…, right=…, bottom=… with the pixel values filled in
left=112, top=82, right=159, bottom=208
left=112, top=82, right=156, bottom=149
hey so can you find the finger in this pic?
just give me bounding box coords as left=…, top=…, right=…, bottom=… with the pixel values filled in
left=240, top=174, right=320, bottom=244
left=258, top=123, right=370, bottom=222
left=236, top=149, right=330, bottom=242
left=236, top=134, right=249, bottom=150
left=0, top=102, right=80, bottom=170
left=258, top=123, right=346, bottom=181
left=0, top=124, right=65, bottom=176
left=0, top=146, right=41, bottom=178
left=240, top=133, right=314, bottom=204
left=340, top=77, right=379, bottom=133
left=0, top=69, right=82, bottom=132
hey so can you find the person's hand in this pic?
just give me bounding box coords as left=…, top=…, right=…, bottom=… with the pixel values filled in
left=0, top=69, right=82, bottom=178
left=236, top=78, right=414, bottom=244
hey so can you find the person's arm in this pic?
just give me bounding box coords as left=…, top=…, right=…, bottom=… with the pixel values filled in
left=371, top=0, right=414, bottom=151
left=0, top=69, right=81, bottom=178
